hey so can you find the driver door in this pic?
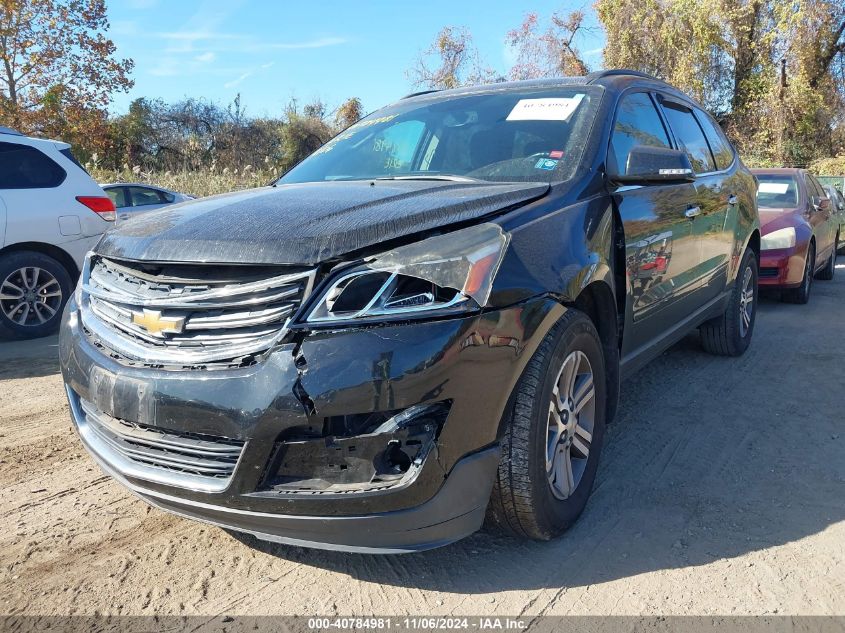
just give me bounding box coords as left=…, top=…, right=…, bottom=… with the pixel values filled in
left=609, top=91, right=697, bottom=328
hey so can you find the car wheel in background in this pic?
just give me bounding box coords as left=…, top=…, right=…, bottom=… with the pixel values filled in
left=784, top=242, right=814, bottom=305
left=486, top=309, right=606, bottom=540
left=815, top=238, right=837, bottom=281
left=0, top=251, right=72, bottom=340
left=699, top=248, right=758, bottom=356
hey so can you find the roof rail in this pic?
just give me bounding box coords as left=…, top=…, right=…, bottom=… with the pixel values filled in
left=0, top=126, right=23, bottom=136
left=586, top=69, right=662, bottom=83
left=402, top=89, right=441, bottom=99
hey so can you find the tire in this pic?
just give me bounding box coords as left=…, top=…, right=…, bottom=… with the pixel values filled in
left=783, top=242, right=814, bottom=305
left=815, top=238, right=837, bottom=281
left=0, top=251, right=72, bottom=340
left=700, top=248, right=757, bottom=356
left=486, top=309, right=607, bottom=540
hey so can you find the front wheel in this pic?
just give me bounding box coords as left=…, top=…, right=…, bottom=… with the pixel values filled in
left=699, top=248, right=757, bottom=356
left=486, top=310, right=606, bottom=540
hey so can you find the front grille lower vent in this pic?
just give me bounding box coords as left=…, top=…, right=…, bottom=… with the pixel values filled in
left=79, top=256, right=315, bottom=368
left=76, top=395, right=244, bottom=489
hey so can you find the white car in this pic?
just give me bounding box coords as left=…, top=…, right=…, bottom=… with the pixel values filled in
left=101, top=183, right=193, bottom=223
left=0, top=126, right=114, bottom=340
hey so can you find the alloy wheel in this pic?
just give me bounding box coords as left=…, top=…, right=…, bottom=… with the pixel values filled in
left=738, top=265, right=754, bottom=338
left=0, top=267, right=63, bottom=327
left=546, top=350, right=596, bottom=500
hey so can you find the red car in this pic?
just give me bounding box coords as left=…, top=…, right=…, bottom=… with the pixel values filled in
left=752, top=168, right=839, bottom=303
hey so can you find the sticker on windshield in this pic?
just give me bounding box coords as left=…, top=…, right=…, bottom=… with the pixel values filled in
left=758, top=182, right=790, bottom=194
left=549, top=150, right=564, bottom=159
left=535, top=158, right=559, bottom=170
left=507, top=95, right=585, bottom=122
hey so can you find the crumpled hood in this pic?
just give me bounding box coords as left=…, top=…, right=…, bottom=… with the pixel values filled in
left=96, top=180, right=549, bottom=265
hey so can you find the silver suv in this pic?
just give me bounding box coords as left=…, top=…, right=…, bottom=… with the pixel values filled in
left=0, top=126, right=114, bottom=339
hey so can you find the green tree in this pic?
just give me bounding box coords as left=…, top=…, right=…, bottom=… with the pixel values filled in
left=408, top=26, right=499, bottom=90
left=506, top=10, right=592, bottom=80
left=0, top=0, right=133, bottom=145
left=335, top=97, right=363, bottom=130
left=594, top=0, right=845, bottom=165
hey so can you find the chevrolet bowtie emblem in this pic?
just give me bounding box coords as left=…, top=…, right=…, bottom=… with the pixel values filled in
left=131, top=309, right=185, bottom=335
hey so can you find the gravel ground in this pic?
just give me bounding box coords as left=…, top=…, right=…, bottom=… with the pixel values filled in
left=1, top=262, right=844, bottom=618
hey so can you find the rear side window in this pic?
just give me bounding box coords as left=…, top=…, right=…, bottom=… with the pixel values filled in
left=60, top=147, right=90, bottom=175
left=695, top=110, right=734, bottom=171
left=0, top=142, right=66, bottom=189
left=660, top=101, right=716, bottom=174
left=127, top=186, right=165, bottom=206
left=609, top=92, right=671, bottom=176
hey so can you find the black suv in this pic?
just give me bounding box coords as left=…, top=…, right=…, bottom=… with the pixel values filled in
left=60, top=70, right=759, bottom=552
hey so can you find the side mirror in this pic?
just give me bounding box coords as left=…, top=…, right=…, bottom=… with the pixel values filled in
left=612, top=146, right=696, bottom=185
left=810, top=196, right=830, bottom=213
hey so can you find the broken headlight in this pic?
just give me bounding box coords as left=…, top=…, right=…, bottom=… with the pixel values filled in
left=305, top=223, right=510, bottom=323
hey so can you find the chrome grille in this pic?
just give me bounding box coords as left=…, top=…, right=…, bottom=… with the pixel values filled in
left=72, top=392, right=244, bottom=491
left=79, top=256, right=315, bottom=367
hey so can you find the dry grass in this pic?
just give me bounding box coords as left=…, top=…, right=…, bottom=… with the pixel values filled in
left=88, top=165, right=278, bottom=198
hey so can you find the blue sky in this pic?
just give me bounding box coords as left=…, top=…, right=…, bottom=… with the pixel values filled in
left=107, top=0, right=606, bottom=118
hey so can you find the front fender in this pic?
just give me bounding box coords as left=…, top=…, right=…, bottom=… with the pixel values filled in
left=491, top=196, right=615, bottom=308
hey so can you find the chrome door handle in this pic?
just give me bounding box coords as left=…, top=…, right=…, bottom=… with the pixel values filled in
left=685, top=206, right=701, bottom=218
left=728, top=195, right=738, bottom=205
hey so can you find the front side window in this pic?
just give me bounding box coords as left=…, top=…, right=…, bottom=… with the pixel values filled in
left=660, top=101, right=716, bottom=174
left=756, top=174, right=799, bottom=208
left=609, top=92, right=671, bottom=176
left=0, top=142, right=66, bottom=189
left=280, top=86, right=603, bottom=185
left=695, top=109, right=734, bottom=171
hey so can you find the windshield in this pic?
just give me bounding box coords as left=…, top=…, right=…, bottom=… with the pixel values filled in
left=279, top=86, right=602, bottom=185
left=756, top=174, right=800, bottom=208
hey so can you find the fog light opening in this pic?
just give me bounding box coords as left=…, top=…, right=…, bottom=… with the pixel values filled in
left=378, top=439, right=413, bottom=475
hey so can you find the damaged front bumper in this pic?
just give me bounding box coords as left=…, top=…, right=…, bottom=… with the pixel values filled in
left=60, top=295, right=563, bottom=552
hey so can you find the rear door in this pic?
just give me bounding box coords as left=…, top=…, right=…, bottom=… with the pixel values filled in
left=657, top=98, right=731, bottom=307
left=609, top=91, right=697, bottom=329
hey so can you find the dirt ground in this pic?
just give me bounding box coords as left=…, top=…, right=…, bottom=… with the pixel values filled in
left=2, top=263, right=844, bottom=619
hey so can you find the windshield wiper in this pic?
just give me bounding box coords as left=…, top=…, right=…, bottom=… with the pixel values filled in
left=375, top=174, right=485, bottom=183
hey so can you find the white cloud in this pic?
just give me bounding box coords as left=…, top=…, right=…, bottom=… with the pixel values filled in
left=224, top=71, right=253, bottom=89
left=157, top=32, right=347, bottom=54
left=195, top=52, right=216, bottom=63
left=158, top=31, right=247, bottom=42
left=223, top=61, right=274, bottom=89
left=268, top=37, right=348, bottom=50
left=149, top=61, right=180, bottom=77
